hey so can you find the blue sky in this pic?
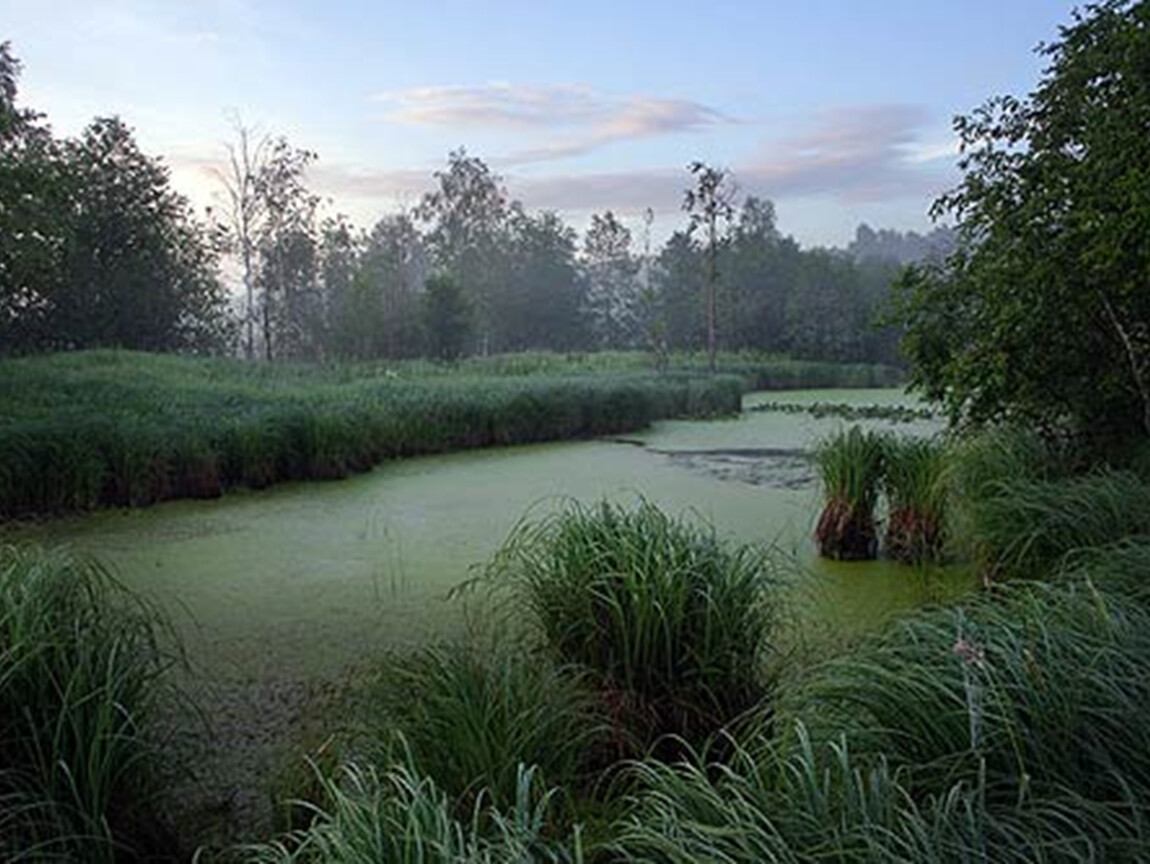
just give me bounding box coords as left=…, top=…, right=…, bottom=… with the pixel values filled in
left=4, top=0, right=1084, bottom=247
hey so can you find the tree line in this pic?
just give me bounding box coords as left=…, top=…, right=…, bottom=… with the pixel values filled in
left=0, top=42, right=950, bottom=364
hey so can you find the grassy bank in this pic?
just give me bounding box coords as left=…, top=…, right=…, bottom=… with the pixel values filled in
left=0, top=350, right=752, bottom=519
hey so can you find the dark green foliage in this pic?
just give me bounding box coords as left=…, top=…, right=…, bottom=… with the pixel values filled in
left=478, top=500, right=780, bottom=754
left=895, top=0, right=1150, bottom=446
left=0, top=48, right=230, bottom=356
left=0, top=545, right=176, bottom=862
left=813, top=426, right=887, bottom=560
left=422, top=274, right=473, bottom=361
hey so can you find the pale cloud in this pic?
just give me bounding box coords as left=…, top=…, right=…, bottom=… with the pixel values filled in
left=512, top=105, right=951, bottom=213
left=375, top=83, right=728, bottom=164
left=739, top=105, right=942, bottom=202
left=160, top=103, right=952, bottom=241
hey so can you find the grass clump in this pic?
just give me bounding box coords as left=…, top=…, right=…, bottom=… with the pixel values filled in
left=883, top=435, right=949, bottom=564
left=476, top=499, right=780, bottom=756
left=0, top=544, right=177, bottom=862
left=813, top=426, right=887, bottom=560
left=238, top=757, right=584, bottom=864
left=363, top=640, right=603, bottom=812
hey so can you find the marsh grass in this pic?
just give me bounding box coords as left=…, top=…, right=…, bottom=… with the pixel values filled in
left=615, top=576, right=1150, bottom=862
left=0, top=350, right=750, bottom=519
left=813, top=426, right=887, bottom=560
left=0, top=544, right=178, bottom=862
left=883, top=435, right=949, bottom=564
left=238, top=756, right=584, bottom=864
left=363, top=640, right=604, bottom=812
left=474, top=499, right=780, bottom=756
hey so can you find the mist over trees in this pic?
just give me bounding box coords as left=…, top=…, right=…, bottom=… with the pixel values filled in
left=1, top=41, right=943, bottom=366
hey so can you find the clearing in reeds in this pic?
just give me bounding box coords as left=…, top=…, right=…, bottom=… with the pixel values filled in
left=472, top=499, right=780, bottom=756
left=0, top=545, right=177, bottom=863
left=883, top=435, right=949, bottom=564
left=813, top=425, right=887, bottom=560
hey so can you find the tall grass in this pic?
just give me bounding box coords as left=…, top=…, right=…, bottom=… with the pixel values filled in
left=363, top=641, right=604, bottom=811
left=883, top=435, right=949, bottom=564
left=0, top=350, right=750, bottom=519
left=238, top=756, right=584, bottom=864
left=474, top=499, right=780, bottom=755
left=614, top=576, right=1150, bottom=862
left=813, top=426, right=887, bottom=560
left=0, top=545, right=177, bottom=862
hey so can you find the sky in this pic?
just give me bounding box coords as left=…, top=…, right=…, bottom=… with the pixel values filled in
left=3, top=0, right=1085, bottom=248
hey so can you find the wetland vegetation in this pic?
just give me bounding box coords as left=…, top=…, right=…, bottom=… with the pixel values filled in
left=4, top=1, right=1150, bottom=860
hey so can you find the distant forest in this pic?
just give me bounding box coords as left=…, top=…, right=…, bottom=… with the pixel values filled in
left=0, top=43, right=952, bottom=365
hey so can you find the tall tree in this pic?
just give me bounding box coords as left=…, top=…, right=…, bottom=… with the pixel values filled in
left=251, top=138, right=319, bottom=360
left=329, top=213, right=425, bottom=359
left=416, top=149, right=509, bottom=354
left=504, top=206, right=587, bottom=351
left=0, top=43, right=69, bottom=351
left=683, top=161, right=736, bottom=371
left=581, top=211, right=640, bottom=350
left=895, top=0, right=1150, bottom=442
left=218, top=121, right=271, bottom=358
left=423, top=274, right=472, bottom=361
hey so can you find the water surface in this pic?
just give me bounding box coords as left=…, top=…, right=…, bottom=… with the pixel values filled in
left=8, top=389, right=964, bottom=681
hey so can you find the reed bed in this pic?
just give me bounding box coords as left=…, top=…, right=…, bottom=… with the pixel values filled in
left=813, top=426, right=887, bottom=560
left=0, top=544, right=177, bottom=863
left=0, top=350, right=750, bottom=519
left=883, top=435, right=949, bottom=564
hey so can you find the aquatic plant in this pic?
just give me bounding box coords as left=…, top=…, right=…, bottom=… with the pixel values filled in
left=0, top=545, right=177, bottom=862
left=882, top=435, right=949, bottom=564
left=813, top=426, right=887, bottom=560
left=476, top=499, right=780, bottom=755
left=750, top=399, right=936, bottom=423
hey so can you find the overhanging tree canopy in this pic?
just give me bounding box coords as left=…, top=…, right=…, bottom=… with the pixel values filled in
left=895, top=0, right=1150, bottom=444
